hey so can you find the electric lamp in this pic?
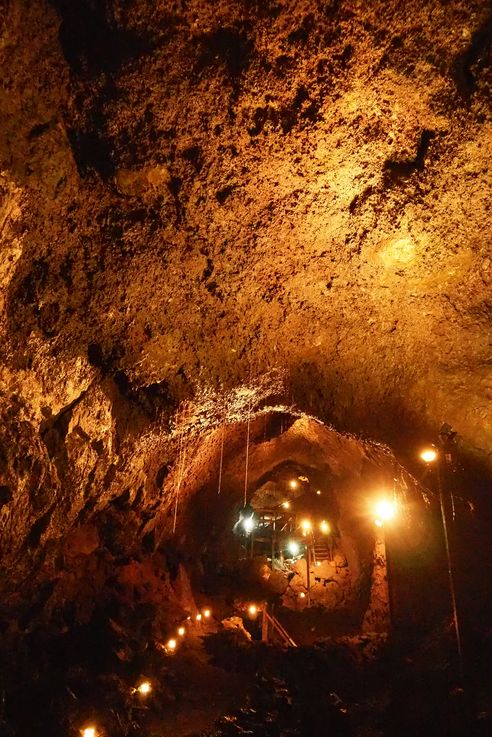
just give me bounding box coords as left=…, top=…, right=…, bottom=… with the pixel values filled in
left=289, top=479, right=299, bottom=490
left=81, top=728, right=97, bottom=737
left=316, top=490, right=322, bottom=496
left=166, top=638, right=177, bottom=652
left=299, top=592, right=306, bottom=599
left=243, top=515, right=256, bottom=533
left=248, top=604, right=258, bottom=616
left=320, top=520, right=330, bottom=534
left=300, top=519, right=312, bottom=533
left=203, top=608, right=211, bottom=618
left=178, top=626, right=185, bottom=636
left=374, top=499, right=397, bottom=522
left=196, top=613, right=202, bottom=621
left=287, top=540, right=300, bottom=557
left=420, top=448, right=438, bottom=463
left=137, top=681, right=152, bottom=695
left=282, top=501, right=290, bottom=509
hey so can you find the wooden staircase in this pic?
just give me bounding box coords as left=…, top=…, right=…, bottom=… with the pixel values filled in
left=312, top=538, right=332, bottom=562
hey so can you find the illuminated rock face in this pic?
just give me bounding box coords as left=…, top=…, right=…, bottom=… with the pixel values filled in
left=0, top=0, right=491, bottom=617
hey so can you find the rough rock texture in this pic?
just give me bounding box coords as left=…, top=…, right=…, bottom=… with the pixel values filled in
left=1, top=0, right=491, bottom=619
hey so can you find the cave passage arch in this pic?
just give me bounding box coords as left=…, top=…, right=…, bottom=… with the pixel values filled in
left=163, top=408, right=435, bottom=635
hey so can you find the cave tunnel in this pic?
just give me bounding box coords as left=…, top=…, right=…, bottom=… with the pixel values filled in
left=174, top=409, right=434, bottom=640
left=1, top=0, right=492, bottom=735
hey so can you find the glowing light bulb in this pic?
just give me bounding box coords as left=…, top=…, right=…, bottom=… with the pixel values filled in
left=137, top=681, right=152, bottom=695
left=375, top=519, right=383, bottom=527
left=282, top=501, right=291, bottom=509
left=300, top=519, right=312, bottom=533
left=82, top=728, right=97, bottom=737
left=374, top=499, right=397, bottom=522
left=420, top=448, right=438, bottom=463
left=320, top=520, right=330, bottom=534
left=316, top=490, right=322, bottom=495
left=287, top=540, right=300, bottom=557
left=289, top=479, right=299, bottom=490
left=177, top=626, right=185, bottom=636
left=316, top=561, right=321, bottom=567
left=299, top=592, right=306, bottom=599
left=203, top=608, right=211, bottom=618
left=243, top=515, right=256, bottom=533
left=248, top=604, right=258, bottom=616
left=166, top=638, right=177, bottom=651
left=196, top=613, right=202, bottom=621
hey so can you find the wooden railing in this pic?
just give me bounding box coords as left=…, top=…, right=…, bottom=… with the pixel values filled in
left=261, top=607, right=297, bottom=647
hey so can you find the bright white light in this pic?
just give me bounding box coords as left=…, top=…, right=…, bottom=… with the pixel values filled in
left=316, top=490, right=322, bottom=496
left=248, top=604, right=258, bottom=616
left=196, top=613, right=202, bottom=621
left=320, top=520, right=330, bottom=534
left=300, top=519, right=312, bottom=533
left=374, top=499, right=397, bottom=523
left=137, top=681, right=152, bottom=695
left=167, top=638, right=177, bottom=651
left=82, top=728, right=96, bottom=737
left=420, top=448, right=438, bottom=463
left=289, top=479, right=299, bottom=490
left=282, top=501, right=291, bottom=509
left=203, top=608, right=211, bottom=618
left=178, top=626, right=185, bottom=636
left=299, top=592, right=306, bottom=599
left=375, top=519, right=383, bottom=527
left=243, top=515, right=256, bottom=533
left=316, top=561, right=321, bottom=567
left=287, top=540, right=300, bottom=557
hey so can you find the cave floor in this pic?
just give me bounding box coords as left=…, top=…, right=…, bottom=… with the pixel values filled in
left=146, top=645, right=247, bottom=737
left=151, top=629, right=490, bottom=737
left=3, top=612, right=492, bottom=736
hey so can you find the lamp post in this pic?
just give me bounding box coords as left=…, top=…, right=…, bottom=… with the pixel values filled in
left=420, top=446, right=464, bottom=682
left=300, top=519, right=313, bottom=605
left=363, top=498, right=397, bottom=633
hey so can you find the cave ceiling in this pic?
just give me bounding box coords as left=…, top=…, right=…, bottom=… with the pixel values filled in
left=0, top=0, right=492, bottom=585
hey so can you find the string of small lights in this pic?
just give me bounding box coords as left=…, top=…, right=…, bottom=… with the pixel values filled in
left=78, top=606, right=214, bottom=737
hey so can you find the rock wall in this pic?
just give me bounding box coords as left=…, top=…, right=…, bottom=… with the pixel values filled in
left=0, top=0, right=491, bottom=622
